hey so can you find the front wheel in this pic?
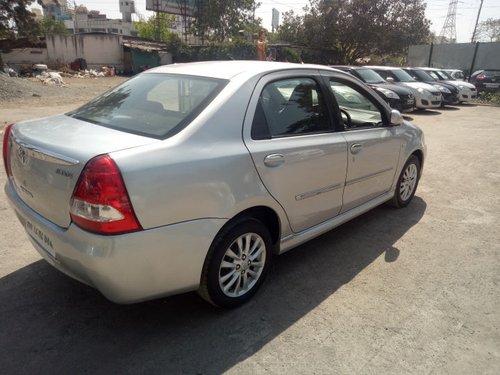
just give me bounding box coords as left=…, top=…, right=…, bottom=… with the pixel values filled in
left=391, top=155, right=421, bottom=208
left=198, top=218, right=272, bottom=308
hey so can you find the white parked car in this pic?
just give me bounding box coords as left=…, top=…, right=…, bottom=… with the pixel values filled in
left=367, top=66, right=442, bottom=109
left=418, top=68, right=477, bottom=103
left=443, top=69, right=465, bottom=81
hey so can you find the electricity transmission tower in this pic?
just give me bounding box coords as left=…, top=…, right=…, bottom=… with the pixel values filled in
left=438, top=0, right=458, bottom=43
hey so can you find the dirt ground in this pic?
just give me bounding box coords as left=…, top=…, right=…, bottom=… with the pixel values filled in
left=0, top=78, right=499, bottom=374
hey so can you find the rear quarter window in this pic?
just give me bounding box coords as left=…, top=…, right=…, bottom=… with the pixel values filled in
left=68, top=73, right=227, bottom=139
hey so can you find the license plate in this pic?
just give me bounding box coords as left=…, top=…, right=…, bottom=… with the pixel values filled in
left=485, top=83, right=499, bottom=88
left=19, top=214, right=56, bottom=258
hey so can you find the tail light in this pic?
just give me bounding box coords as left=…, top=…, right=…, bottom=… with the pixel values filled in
left=2, top=124, right=14, bottom=177
left=476, top=74, right=485, bottom=81
left=70, top=154, right=142, bottom=235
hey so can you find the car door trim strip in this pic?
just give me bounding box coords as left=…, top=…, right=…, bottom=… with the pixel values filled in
left=345, top=167, right=393, bottom=186
left=295, top=183, right=343, bottom=201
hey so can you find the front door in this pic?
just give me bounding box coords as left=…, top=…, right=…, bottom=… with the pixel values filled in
left=323, top=76, right=404, bottom=212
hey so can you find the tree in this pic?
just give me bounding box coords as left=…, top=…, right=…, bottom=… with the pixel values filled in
left=476, top=18, right=500, bottom=42
left=39, top=17, right=67, bottom=35
left=134, top=14, right=185, bottom=56
left=135, top=13, right=176, bottom=42
left=0, top=0, right=39, bottom=39
left=193, top=0, right=256, bottom=42
left=277, top=0, right=430, bottom=64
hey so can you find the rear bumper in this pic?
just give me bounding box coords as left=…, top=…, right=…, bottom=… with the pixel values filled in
left=6, top=182, right=226, bottom=303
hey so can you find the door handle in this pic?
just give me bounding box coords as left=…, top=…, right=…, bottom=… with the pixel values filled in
left=350, top=144, right=363, bottom=154
left=264, top=154, right=285, bottom=167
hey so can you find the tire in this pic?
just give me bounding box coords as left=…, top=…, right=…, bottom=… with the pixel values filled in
left=391, top=155, right=421, bottom=208
left=198, top=217, right=272, bottom=308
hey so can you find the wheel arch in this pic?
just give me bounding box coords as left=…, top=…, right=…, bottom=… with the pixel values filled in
left=411, top=149, right=424, bottom=172
left=217, top=206, right=282, bottom=253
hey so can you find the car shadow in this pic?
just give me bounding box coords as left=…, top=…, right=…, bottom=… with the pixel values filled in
left=412, top=109, right=441, bottom=116
left=456, top=102, right=477, bottom=107
left=440, top=106, right=460, bottom=111
left=0, top=198, right=426, bottom=374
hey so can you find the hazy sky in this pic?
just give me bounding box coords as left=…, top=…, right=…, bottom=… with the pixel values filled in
left=33, top=0, right=500, bottom=43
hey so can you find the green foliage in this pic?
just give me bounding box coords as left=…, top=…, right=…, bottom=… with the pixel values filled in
left=134, top=14, right=187, bottom=56
left=0, top=0, right=39, bottom=39
left=193, top=0, right=256, bottom=42
left=175, top=40, right=256, bottom=62
left=39, top=17, right=67, bottom=35
left=134, top=13, right=176, bottom=42
left=277, top=0, right=430, bottom=64
left=475, top=91, right=500, bottom=106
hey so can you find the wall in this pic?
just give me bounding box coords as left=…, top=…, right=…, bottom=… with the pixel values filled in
left=46, top=34, right=124, bottom=69
left=1, top=48, right=48, bottom=67
left=408, top=42, right=500, bottom=74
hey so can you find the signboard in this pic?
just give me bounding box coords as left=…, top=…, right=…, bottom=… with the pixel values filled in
left=145, top=0, right=196, bottom=17
left=272, top=8, right=279, bottom=31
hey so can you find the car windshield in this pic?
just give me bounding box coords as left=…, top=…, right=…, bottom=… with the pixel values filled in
left=412, top=70, right=436, bottom=81
left=391, top=69, right=416, bottom=82
left=68, top=73, right=227, bottom=139
left=435, top=70, right=452, bottom=80
left=355, top=69, right=386, bottom=84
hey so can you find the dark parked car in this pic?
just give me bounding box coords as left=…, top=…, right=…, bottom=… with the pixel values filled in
left=404, top=68, right=459, bottom=106
left=331, top=66, right=415, bottom=112
left=469, top=70, right=500, bottom=91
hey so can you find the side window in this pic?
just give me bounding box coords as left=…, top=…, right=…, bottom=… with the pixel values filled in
left=253, top=77, right=331, bottom=138
left=328, top=80, right=383, bottom=130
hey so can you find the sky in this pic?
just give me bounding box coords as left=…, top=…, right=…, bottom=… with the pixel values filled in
left=32, top=0, right=500, bottom=43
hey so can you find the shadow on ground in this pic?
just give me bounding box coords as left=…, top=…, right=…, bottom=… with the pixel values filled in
left=412, top=109, right=441, bottom=116
left=0, top=198, right=426, bottom=375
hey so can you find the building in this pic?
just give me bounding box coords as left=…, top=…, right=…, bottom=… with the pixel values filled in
left=38, top=0, right=137, bottom=36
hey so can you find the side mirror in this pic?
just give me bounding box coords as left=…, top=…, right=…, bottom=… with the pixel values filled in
left=386, top=76, right=395, bottom=83
left=390, top=109, right=403, bottom=126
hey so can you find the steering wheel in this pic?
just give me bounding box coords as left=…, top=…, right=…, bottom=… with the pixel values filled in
left=340, top=108, right=352, bottom=128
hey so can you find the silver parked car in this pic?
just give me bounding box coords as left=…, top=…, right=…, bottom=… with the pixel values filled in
left=3, top=61, right=426, bottom=308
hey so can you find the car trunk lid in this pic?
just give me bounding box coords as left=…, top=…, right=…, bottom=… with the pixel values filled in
left=7, top=114, right=158, bottom=228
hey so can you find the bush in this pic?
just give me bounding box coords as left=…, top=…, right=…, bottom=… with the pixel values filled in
left=174, top=40, right=256, bottom=62
left=475, top=91, right=500, bottom=106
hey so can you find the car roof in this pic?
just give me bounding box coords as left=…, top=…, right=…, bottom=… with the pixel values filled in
left=365, top=66, right=403, bottom=70
left=145, top=60, right=339, bottom=80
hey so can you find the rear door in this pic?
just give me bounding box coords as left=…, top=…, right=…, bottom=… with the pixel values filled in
left=243, top=70, right=347, bottom=233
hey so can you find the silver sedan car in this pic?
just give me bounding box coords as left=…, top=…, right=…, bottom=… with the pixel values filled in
left=3, top=61, right=426, bottom=308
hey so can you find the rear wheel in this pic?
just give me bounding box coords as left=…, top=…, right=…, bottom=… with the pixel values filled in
left=198, top=218, right=272, bottom=308
left=391, top=155, right=421, bottom=208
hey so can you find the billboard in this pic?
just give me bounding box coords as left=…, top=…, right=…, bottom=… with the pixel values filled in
left=145, top=0, right=196, bottom=17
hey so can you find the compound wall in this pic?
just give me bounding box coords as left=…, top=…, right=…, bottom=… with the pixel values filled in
left=408, top=42, right=500, bottom=75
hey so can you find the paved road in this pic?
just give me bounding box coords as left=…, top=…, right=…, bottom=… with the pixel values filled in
left=0, top=104, right=499, bottom=374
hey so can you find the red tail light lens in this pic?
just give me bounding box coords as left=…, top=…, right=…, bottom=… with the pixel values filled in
left=70, top=154, right=142, bottom=235
left=2, top=124, right=13, bottom=177
left=477, top=74, right=485, bottom=81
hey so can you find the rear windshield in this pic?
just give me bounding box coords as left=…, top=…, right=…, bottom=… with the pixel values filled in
left=68, top=73, right=227, bottom=139
left=484, top=70, right=500, bottom=76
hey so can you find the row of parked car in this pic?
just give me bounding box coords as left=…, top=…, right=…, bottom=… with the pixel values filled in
left=330, top=65, right=478, bottom=112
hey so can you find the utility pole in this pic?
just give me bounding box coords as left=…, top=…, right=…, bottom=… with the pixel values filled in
left=471, top=0, right=484, bottom=43
left=439, top=0, right=458, bottom=43
left=154, top=0, right=161, bottom=41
